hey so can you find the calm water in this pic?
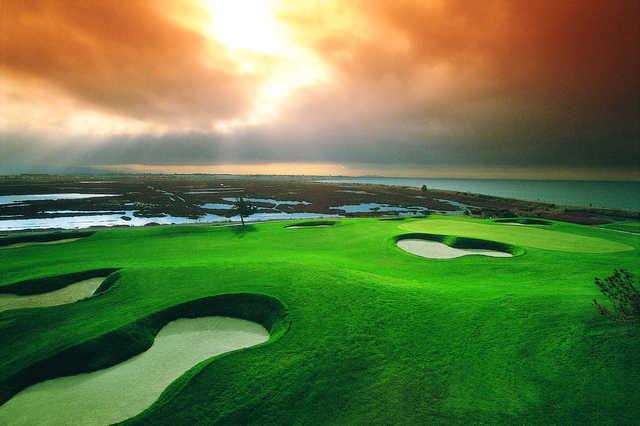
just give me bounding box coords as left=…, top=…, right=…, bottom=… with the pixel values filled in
left=330, top=203, right=428, bottom=214
left=318, top=178, right=640, bottom=211
left=0, top=210, right=342, bottom=231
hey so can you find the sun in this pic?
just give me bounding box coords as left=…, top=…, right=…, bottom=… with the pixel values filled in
left=198, top=0, right=328, bottom=131
left=202, top=0, right=283, bottom=55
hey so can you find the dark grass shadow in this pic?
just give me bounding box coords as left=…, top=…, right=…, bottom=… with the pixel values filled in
left=284, top=221, right=336, bottom=228
left=229, top=224, right=257, bottom=237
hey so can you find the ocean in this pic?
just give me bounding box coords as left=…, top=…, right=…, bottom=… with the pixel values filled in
left=317, top=177, right=640, bottom=212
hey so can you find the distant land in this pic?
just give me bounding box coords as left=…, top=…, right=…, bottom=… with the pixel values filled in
left=0, top=174, right=637, bottom=232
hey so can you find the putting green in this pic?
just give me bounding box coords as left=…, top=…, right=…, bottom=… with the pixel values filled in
left=400, top=219, right=633, bottom=253
left=0, top=277, right=105, bottom=312
left=0, top=316, right=269, bottom=426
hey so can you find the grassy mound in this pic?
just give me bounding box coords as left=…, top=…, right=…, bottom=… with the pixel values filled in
left=380, top=217, right=406, bottom=221
left=495, top=218, right=552, bottom=225
left=395, top=233, right=524, bottom=256
left=0, top=293, right=287, bottom=405
left=285, top=221, right=336, bottom=228
left=0, top=231, right=94, bottom=248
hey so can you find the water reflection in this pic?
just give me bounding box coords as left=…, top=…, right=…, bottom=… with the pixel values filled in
left=0, top=209, right=342, bottom=231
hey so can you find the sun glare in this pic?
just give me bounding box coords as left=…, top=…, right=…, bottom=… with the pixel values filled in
left=200, top=0, right=327, bottom=131
left=203, top=0, right=282, bottom=55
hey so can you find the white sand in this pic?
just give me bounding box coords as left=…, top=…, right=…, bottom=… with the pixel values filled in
left=397, top=239, right=512, bottom=259
left=0, top=277, right=106, bottom=312
left=287, top=225, right=332, bottom=229
left=0, top=316, right=269, bottom=426
left=2, top=238, right=83, bottom=249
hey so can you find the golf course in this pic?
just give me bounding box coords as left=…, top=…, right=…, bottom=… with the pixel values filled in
left=0, top=215, right=638, bottom=424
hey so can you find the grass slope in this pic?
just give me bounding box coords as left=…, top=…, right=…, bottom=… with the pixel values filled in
left=0, top=216, right=638, bottom=424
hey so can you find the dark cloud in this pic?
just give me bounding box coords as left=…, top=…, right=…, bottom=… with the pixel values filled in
left=0, top=0, right=638, bottom=175
left=276, top=0, right=640, bottom=171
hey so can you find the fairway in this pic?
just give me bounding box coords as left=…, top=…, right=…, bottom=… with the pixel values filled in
left=0, top=216, right=638, bottom=424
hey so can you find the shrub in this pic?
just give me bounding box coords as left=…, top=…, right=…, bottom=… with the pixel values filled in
left=593, top=269, right=639, bottom=323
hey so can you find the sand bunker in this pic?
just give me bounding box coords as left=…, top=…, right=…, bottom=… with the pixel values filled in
left=397, top=239, right=512, bottom=259
left=0, top=277, right=105, bottom=312
left=495, top=218, right=551, bottom=226
left=0, top=316, right=269, bottom=425
left=1, top=238, right=83, bottom=249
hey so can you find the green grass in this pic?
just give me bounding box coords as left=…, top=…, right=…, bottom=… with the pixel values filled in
left=0, top=216, right=639, bottom=424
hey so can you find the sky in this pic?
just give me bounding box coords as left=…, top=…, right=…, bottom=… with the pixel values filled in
left=1, top=0, right=639, bottom=179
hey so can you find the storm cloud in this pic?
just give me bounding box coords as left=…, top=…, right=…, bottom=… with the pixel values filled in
left=1, top=0, right=638, bottom=176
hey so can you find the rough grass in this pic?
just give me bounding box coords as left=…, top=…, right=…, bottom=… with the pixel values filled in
left=0, top=216, right=638, bottom=424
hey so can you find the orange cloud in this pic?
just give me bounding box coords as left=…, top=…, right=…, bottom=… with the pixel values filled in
left=0, top=0, right=257, bottom=126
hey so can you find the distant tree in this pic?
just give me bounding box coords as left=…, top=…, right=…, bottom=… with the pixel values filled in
left=593, top=269, right=639, bottom=323
left=421, top=184, right=428, bottom=192
left=231, top=197, right=257, bottom=226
